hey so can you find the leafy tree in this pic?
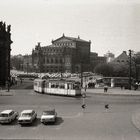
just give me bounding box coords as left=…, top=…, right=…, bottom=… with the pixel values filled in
left=11, top=55, right=24, bottom=70
left=112, top=63, right=129, bottom=77
left=131, top=52, right=140, bottom=81
left=94, top=63, right=114, bottom=77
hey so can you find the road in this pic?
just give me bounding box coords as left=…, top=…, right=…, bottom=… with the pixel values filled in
left=0, top=89, right=140, bottom=139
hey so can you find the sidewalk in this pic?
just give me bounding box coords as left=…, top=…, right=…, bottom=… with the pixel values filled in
left=0, top=89, right=13, bottom=96
left=82, top=87, right=140, bottom=96
left=132, top=109, right=140, bottom=131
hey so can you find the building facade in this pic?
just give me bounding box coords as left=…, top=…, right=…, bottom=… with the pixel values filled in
left=32, top=34, right=91, bottom=73
left=111, top=51, right=129, bottom=64
left=90, top=52, right=107, bottom=71
left=104, top=51, right=115, bottom=63
left=0, top=21, right=12, bottom=85
left=22, top=55, right=32, bottom=73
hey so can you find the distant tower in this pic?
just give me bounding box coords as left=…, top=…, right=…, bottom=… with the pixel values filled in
left=104, top=51, right=115, bottom=63
left=0, top=21, right=13, bottom=85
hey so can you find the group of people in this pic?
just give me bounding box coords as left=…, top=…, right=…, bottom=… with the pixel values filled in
left=5, top=76, right=23, bottom=92
left=120, top=82, right=140, bottom=90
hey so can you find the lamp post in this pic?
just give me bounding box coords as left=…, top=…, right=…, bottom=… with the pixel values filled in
left=26, top=62, right=29, bottom=74
left=129, top=50, right=132, bottom=90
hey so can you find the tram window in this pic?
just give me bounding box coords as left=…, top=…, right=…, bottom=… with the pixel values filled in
left=68, top=84, right=72, bottom=89
left=73, top=84, right=80, bottom=89
left=55, top=83, right=59, bottom=88
left=45, top=83, right=49, bottom=87
left=59, top=83, right=65, bottom=89
left=51, top=84, right=55, bottom=88
left=39, top=82, right=41, bottom=87
left=34, top=82, right=38, bottom=86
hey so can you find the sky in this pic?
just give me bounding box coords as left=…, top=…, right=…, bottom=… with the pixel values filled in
left=0, top=0, right=140, bottom=57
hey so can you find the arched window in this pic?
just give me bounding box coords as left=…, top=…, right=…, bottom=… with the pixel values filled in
left=60, top=58, right=63, bottom=63
left=55, top=58, right=58, bottom=63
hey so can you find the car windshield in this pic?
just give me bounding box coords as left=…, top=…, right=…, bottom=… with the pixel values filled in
left=0, top=113, right=9, bottom=117
left=43, top=111, right=55, bottom=115
left=22, top=113, right=32, bottom=117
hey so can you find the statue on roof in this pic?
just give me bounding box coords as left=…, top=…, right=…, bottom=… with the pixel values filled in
left=3, top=22, right=6, bottom=31
left=0, top=21, right=3, bottom=27
left=7, top=25, right=11, bottom=33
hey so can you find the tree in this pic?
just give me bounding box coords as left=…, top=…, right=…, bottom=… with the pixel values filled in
left=11, top=55, right=24, bottom=70
left=132, top=52, right=140, bottom=81
left=94, top=63, right=114, bottom=77
left=112, top=63, right=129, bottom=77
left=94, top=63, right=131, bottom=77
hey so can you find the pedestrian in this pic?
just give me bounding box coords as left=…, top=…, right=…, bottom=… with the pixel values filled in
left=134, top=82, right=138, bottom=90
left=120, top=84, right=123, bottom=90
left=6, top=80, right=10, bottom=92
left=7, top=77, right=11, bottom=92
left=84, top=84, right=87, bottom=92
left=20, top=78, right=22, bottom=84
left=105, top=104, right=109, bottom=109
left=104, top=85, right=108, bottom=92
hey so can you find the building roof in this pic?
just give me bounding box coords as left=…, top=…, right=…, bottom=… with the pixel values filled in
left=112, top=51, right=129, bottom=63
left=52, top=34, right=90, bottom=43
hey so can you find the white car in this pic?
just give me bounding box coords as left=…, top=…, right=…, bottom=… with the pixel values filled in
left=41, top=109, right=57, bottom=124
left=0, top=110, right=18, bottom=124
left=18, top=110, right=37, bottom=125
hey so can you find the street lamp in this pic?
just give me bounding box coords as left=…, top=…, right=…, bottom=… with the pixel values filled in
left=26, top=62, right=29, bottom=74
left=128, top=50, right=132, bottom=90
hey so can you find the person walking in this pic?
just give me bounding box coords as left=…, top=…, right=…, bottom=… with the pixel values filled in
left=104, top=85, right=108, bottom=92
left=7, top=77, right=11, bottom=92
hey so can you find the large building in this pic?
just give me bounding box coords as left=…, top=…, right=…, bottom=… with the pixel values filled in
left=32, top=34, right=91, bottom=73
left=0, top=21, right=12, bottom=85
left=104, top=51, right=115, bottom=63
left=111, top=51, right=129, bottom=64
left=90, top=52, right=107, bottom=71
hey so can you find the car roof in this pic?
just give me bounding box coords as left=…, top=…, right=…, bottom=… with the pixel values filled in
left=21, top=110, right=34, bottom=114
left=1, top=110, right=13, bottom=114
left=43, top=109, right=55, bottom=112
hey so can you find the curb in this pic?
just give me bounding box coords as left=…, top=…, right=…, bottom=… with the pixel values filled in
left=0, top=91, right=13, bottom=96
left=84, top=91, right=140, bottom=96
left=131, top=111, right=140, bottom=131
left=83, top=88, right=140, bottom=96
left=0, top=94, right=13, bottom=96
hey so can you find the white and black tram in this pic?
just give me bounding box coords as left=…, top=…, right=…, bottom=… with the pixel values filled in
left=34, top=78, right=81, bottom=96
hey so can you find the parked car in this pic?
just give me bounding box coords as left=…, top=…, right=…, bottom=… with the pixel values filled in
left=41, top=109, right=57, bottom=124
left=18, top=110, right=37, bottom=125
left=0, top=110, right=18, bottom=124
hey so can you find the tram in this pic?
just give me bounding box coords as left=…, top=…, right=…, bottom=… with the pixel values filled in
left=34, top=78, right=81, bottom=96
left=34, top=78, right=45, bottom=93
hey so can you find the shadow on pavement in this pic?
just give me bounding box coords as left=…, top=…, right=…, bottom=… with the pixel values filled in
left=0, top=119, right=18, bottom=126
left=55, top=117, right=64, bottom=125
left=19, top=118, right=40, bottom=127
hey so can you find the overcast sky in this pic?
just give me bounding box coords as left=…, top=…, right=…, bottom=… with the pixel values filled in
left=0, top=0, right=140, bottom=57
